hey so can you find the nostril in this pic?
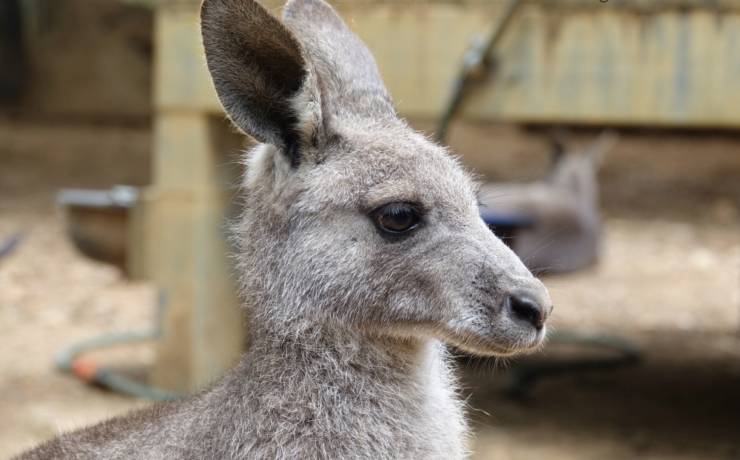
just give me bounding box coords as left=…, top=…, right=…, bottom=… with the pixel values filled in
left=507, top=295, right=546, bottom=329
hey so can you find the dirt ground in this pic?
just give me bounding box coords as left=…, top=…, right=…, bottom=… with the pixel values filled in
left=0, top=119, right=739, bottom=459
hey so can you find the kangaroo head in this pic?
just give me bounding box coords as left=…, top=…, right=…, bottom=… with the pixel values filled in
left=201, top=0, right=551, bottom=356
left=548, top=131, right=616, bottom=202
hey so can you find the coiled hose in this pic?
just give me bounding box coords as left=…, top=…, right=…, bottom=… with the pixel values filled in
left=55, top=330, right=181, bottom=401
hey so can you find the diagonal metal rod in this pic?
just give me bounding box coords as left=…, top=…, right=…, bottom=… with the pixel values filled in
left=435, top=0, right=522, bottom=144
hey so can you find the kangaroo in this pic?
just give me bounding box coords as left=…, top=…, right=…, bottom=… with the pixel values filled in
left=479, top=131, right=616, bottom=274
left=18, top=0, right=551, bottom=458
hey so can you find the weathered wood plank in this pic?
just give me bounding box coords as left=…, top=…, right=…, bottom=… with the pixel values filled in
left=155, top=0, right=740, bottom=127
left=148, top=112, right=244, bottom=393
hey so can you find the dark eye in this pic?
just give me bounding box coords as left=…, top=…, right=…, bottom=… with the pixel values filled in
left=371, top=202, right=422, bottom=235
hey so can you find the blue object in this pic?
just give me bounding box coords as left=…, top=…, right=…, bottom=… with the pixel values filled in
left=480, top=211, right=536, bottom=230
left=0, top=232, right=24, bottom=261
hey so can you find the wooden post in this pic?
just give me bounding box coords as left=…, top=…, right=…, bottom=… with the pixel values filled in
left=147, top=2, right=244, bottom=393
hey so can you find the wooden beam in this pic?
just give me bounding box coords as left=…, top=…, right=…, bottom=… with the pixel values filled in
left=147, top=95, right=244, bottom=392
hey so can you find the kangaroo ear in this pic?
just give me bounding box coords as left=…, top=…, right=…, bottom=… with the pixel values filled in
left=201, top=0, right=322, bottom=166
left=587, top=130, right=618, bottom=167
left=282, top=0, right=395, bottom=120
left=548, top=128, right=569, bottom=167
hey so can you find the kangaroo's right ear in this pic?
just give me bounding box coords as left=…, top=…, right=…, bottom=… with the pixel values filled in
left=201, top=0, right=322, bottom=166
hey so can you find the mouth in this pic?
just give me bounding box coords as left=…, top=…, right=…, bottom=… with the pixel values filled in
left=443, top=324, right=547, bottom=357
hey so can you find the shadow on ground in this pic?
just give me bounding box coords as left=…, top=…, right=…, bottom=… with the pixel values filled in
left=465, top=330, right=740, bottom=459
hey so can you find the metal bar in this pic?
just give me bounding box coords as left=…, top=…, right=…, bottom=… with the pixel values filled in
left=435, top=0, right=522, bottom=143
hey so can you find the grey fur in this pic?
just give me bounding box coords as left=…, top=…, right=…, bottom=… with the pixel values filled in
left=17, top=1, right=550, bottom=458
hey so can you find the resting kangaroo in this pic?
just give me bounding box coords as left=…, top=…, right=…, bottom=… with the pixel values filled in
left=479, top=132, right=616, bottom=274
left=19, top=0, right=551, bottom=458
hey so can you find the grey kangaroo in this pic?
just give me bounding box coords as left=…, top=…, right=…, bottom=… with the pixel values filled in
left=19, top=0, right=551, bottom=458
left=479, top=131, right=616, bottom=274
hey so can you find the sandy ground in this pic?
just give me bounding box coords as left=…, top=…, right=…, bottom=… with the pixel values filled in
left=0, top=120, right=739, bottom=459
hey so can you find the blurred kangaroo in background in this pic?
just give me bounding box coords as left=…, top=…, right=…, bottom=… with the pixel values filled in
left=19, top=0, right=551, bottom=458
left=479, top=131, right=617, bottom=274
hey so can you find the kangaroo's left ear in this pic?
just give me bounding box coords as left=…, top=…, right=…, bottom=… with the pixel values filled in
left=201, top=0, right=323, bottom=166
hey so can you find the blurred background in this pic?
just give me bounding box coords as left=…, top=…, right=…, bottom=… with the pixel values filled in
left=1, top=0, right=739, bottom=458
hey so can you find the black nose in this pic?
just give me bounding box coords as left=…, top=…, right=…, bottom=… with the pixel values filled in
left=506, top=294, right=546, bottom=329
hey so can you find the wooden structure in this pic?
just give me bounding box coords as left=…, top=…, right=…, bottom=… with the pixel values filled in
left=145, top=0, right=740, bottom=392
left=360, top=0, right=740, bottom=128
left=141, top=1, right=246, bottom=393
